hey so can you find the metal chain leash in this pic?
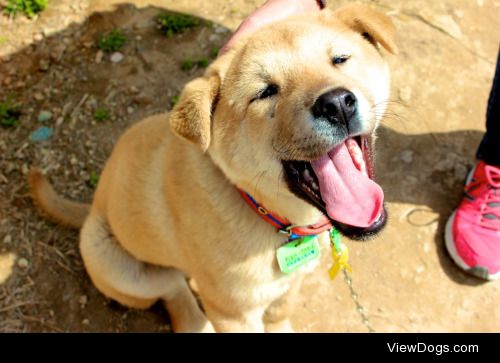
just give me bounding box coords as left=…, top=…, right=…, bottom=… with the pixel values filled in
left=342, top=269, right=375, bottom=333
left=329, top=227, right=375, bottom=332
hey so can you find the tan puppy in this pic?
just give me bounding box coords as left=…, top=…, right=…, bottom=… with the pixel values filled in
left=29, top=5, right=396, bottom=332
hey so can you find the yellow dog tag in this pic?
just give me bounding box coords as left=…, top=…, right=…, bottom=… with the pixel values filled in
left=329, top=228, right=352, bottom=280
left=329, top=243, right=352, bottom=280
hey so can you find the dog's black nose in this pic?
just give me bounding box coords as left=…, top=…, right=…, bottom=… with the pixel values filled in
left=311, top=88, right=357, bottom=125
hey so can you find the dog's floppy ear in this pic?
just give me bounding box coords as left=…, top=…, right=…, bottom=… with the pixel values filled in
left=169, top=73, right=220, bottom=151
left=333, top=4, right=397, bottom=55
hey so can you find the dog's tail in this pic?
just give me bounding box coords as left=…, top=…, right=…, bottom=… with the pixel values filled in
left=28, top=169, right=90, bottom=229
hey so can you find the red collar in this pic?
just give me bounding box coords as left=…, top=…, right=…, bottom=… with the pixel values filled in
left=237, top=189, right=332, bottom=239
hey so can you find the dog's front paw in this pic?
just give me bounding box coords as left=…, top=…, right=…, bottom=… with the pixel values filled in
left=265, top=319, right=295, bottom=333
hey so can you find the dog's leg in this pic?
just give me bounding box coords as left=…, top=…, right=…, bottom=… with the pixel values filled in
left=202, top=304, right=266, bottom=332
left=80, top=212, right=214, bottom=332
left=263, top=276, right=304, bottom=333
left=196, top=289, right=265, bottom=332
left=160, top=280, right=215, bottom=333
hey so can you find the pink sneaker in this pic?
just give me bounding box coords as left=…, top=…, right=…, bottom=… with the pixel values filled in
left=445, top=160, right=500, bottom=280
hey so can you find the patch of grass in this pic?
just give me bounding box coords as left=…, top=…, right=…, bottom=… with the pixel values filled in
left=181, top=59, right=194, bottom=71
left=170, top=95, right=179, bottom=107
left=210, top=47, right=220, bottom=59
left=157, top=13, right=201, bottom=37
left=93, top=108, right=110, bottom=122
left=97, top=29, right=126, bottom=53
left=3, top=0, right=47, bottom=18
left=87, top=171, right=99, bottom=189
left=197, top=58, right=209, bottom=68
left=180, top=57, right=209, bottom=71
left=0, top=36, right=8, bottom=46
left=0, top=98, right=21, bottom=128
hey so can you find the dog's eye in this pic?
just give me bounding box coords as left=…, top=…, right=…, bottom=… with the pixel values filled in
left=259, top=84, right=279, bottom=99
left=332, top=54, right=351, bottom=65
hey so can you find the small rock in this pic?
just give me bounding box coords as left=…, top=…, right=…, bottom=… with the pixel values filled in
left=135, top=35, right=142, bottom=41
left=95, top=50, right=103, bottom=64
left=50, top=44, right=67, bottom=62
left=42, top=27, right=59, bottom=37
left=82, top=318, right=90, bottom=325
left=70, top=155, right=78, bottom=165
left=399, top=86, right=412, bottom=102
left=5, top=162, right=15, bottom=173
left=30, top=126, right=54, bottom=142
left=33, top=33, right=44, bottom=42
left=82, top=41, right=94, bottom=49
left=129, top=86, right=139, bottom=94
left=38, top=110, right=53, bottom=122
left=34, top=92, right=45, bottom=101
left=127, top=107, right=134, bottom=114
left=21, top=163, right=29, bottom=175
left=85, top=97, right=97, bottom=110
left=56, top=117, right=64, bottom=127
left=17, top=257, right=29, bottom=269
left=3, top=235, right=12, bottom=245
left=49, top=310, right=55, bottom=317
left=39, top=59, right=50, bottom=72
left=133, top=94, right=154, bottom=105
left=15, top=80, right=26, bottom=90
left=416, top=266, right=425, bottom=274
left=3, top=76, right=11, bottom=86
left=209, top=34, right=220, bottom=43
left=477, top=0, right=485, bottom=5
left=400, top=149, right=414, bottom=164
left=110, top=52, right=124, bottom=63
left=79, top=295, right=88, bottom=306
left=454, top=164, right=468, bottom=181
left=214, top=25, right=229, bottom=34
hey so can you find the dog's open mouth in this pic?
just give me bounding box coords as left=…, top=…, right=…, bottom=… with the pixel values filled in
left=282, top=136, right=387, bottom=239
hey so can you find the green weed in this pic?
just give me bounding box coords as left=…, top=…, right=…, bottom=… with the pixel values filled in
left=93, top=108, right=110, bottom=122
left=87, top=171, right=99, bottom=189
left=157, top=13, right=201, bottom=37
left=97, top=29, right=126, bottom=53
left=3, top=0, right=47, bottom=18
left=180, top=57, right=209, bottom=71
left=0, top=98, right=21, bottom=128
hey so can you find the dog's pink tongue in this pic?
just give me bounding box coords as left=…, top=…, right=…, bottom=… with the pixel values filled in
left=311, top=142, right=383, bottom=228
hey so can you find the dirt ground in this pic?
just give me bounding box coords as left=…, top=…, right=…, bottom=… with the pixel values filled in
left=0, top=0, right=499, bottom=332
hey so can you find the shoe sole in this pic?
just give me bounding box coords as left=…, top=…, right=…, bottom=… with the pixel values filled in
left=445, top=211, right=500, bottom=281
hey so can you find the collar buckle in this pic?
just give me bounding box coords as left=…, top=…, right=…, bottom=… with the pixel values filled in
left=278, top=224, right=297, bottom=236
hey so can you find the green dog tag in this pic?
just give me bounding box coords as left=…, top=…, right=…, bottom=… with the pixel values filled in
left=276, top=236, right=321, bottom=274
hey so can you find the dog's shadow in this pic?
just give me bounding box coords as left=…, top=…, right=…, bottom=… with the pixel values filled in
left=376, top=126, right=485, bottom=286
